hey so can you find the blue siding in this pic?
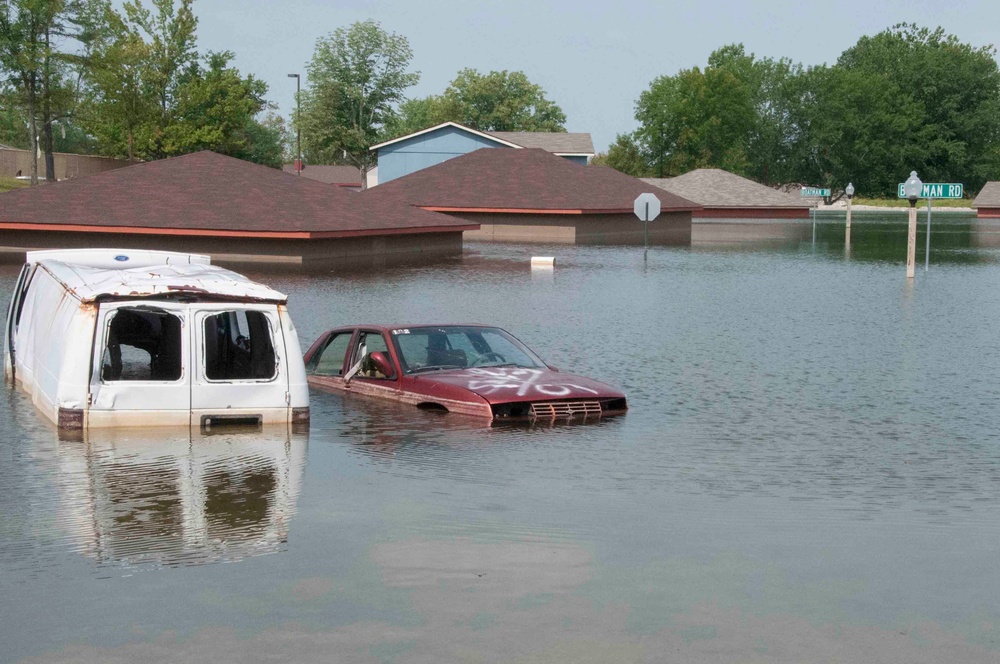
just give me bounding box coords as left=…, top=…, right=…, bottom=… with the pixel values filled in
left=563, top=155, right=588, bottom=165
left=377, top=126, right=508, bottom=183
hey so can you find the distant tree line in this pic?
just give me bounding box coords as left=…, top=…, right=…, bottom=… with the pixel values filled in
left=1, top=0, right=287, bottom=183
left=595, top=25, right=1000, bottom=197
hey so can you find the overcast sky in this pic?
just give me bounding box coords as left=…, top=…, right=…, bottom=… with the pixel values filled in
left=183, top=0, right=1000, bottom=153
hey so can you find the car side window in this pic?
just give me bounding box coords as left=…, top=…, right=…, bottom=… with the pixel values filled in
left=349, top=331, right=395, bottom=380
left=307, top=332, right=352, bottom=376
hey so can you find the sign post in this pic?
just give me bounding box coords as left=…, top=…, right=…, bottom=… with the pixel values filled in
left=633, top=193, right=661, bottom=263
left=897, top=182, right=963, bottom=271
left=801, top=188, right=830, bottom=247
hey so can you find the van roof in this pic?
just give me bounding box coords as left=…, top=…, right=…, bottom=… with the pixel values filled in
left=38, top=260, right=287, bottom=304
left=27, top=248, right=210, bottom=269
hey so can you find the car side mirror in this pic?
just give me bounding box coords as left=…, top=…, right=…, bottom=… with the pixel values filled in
left=369, top=351, right=395, bottom=378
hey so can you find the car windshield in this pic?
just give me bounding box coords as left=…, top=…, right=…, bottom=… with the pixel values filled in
left=390, top=326, right=546, bottom=374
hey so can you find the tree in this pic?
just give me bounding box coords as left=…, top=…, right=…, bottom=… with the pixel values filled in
left=787, top=64, right=925, bottom=194
left=430, top=68, right=566, bottom=132
left=161, top=51, right=272, bottom=161
left=592, top=132, right=649, bottom=177
left=635, top=63, right=755, bottom=177
left=300, top=20, right=418, bottom=186
left=82, top=0, right=197, bottom=160
left=0, top=0, right=95, bottom=182
left=838, top=24, right=1000, bottom=192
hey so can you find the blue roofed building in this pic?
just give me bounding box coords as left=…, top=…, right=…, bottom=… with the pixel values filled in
left=370, top=122, right=594, bottom=185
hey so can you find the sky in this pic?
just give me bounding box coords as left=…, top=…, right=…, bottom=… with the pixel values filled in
left=179, top=0, right=1000, bottom=153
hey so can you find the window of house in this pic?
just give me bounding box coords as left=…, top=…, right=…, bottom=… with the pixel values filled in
left=101, top=308, right=183, bottom=381
left=204, top=310, right=276, bottom=381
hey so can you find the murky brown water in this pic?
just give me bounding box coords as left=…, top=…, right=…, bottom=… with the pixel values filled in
left=3, top=216, right=1000, bottom=662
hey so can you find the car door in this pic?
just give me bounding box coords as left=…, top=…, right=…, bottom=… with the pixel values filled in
left=304, top=328, right=355, bottom=393
left=191, top=305, right=289, bottom=427
left=343, top=330, right=400, bottom=400
left=88, top=301, right=191, bottom=427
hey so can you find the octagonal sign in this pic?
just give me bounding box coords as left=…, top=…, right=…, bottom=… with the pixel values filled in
left=634, top=193, right=661, bottom=222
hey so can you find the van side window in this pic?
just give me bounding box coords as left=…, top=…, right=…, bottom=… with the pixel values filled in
left=102, top=309, right=183, bottom=381
left=306, top=332, right=351, bottom=376
left=204, top=310, right=276, bottom=381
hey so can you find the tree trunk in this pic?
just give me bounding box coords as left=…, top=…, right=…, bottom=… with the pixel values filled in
left=43, top=24, right=55, bottom=181
left=25, top=76, right=38, bottom=186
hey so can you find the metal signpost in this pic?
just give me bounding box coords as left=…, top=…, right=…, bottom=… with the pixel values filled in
left=897, top=182, right=963, bottom=271
left=801, top=188, right=830, bottom=246
left=633, top=193, right=661, bottom=263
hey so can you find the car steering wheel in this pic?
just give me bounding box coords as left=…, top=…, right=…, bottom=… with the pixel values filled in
left=472, top=352, right=506, bottom=366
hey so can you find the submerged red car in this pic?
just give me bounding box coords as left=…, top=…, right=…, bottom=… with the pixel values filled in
left=303, top=324, right=627, bottom=421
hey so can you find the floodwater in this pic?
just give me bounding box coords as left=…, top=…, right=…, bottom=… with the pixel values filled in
left=2, top=213, right=1000, bottom=663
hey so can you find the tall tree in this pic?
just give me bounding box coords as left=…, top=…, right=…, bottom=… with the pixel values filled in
left=431, top=68, right=566, bottom=132
left=161, top=50, right=272, bottom=161
left=838, top=23, right=1000, bottom=191
left=636, top=63, right=755, bottom=177
left=592, top=132, right=649, bottom=177
left=300, top=19, right=418, bottom=185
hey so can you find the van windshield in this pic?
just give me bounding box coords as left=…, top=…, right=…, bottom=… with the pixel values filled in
left=101, top=308, right=183, bottom=381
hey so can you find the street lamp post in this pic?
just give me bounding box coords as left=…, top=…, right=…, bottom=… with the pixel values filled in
left=287, top=73, right=301, bottom=175
left=903, top=171, right=922, bottom=279
left=845, top=182, right=855, bottom=247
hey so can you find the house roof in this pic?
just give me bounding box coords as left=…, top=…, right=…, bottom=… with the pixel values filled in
left=972, top=181, right=1000, bottom=208
left=366, top=147, right=699, bottom=214
left=487, top=131, right=594, bottom=156
left=0, top=151, right=474, bottom=239
left=643, top=169, right=810, bottom=209
left=281, top=163, right=362, bottom=185
left=371, top=121, right=594, bottom=156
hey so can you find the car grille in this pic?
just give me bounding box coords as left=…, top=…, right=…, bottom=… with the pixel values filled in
left=530, top=400, right=603, bottom=419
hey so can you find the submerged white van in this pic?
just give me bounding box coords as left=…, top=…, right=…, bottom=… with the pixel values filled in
left=4, top=249, right=309, bottom=430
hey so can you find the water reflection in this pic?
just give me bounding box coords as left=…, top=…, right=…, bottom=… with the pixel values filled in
left=50, top=426, right=306, bottom=568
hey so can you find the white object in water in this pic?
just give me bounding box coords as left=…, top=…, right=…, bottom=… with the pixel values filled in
left=531, top=256, right=555, bottom=267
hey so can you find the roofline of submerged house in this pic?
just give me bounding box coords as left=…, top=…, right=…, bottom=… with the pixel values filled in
left=0, top=221, right=479, bottom=239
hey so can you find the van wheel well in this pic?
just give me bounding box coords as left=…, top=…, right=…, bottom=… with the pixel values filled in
left=416, top=402, right=448, bottom=413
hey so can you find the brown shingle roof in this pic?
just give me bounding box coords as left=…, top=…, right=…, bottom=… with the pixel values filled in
left=972, top=181, right=1000, bottom=208
left=281, top=163, right=362, bottom=185
left=0, top=151, right=472, bottom=237
left=643, top=169, right=810, bottom=209
left=366, top=148, right=698, bottom=213
left=487, top=131, right=594, bottom=155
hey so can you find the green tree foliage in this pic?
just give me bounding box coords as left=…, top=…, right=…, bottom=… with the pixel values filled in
left=626, top=29, right=1000, bottom=195
left=81, top=0, right=280, bottom=166
left=161, top=51, right=275, bottom=163
left=434, top=68, right=566, bottom=132
left=636, top=61, right=754, bottom=177
left=0, top=0, right=96, bottom=181
left=300, top=20, right=418, bottom=184
left=591, top=132, right=649, bottom=177
left=837, top=24, right=1000, bottom=191
left=386, top=69, right=568, bottom=139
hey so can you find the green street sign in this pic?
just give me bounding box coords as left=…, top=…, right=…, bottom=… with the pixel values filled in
left=896, top=182, right=964, bottom=199
left=800, top=187, right=831, bottom=197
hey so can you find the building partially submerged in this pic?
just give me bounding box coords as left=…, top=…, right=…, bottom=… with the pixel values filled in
left=0, top=151, right=475, bottom=269
left=643, top=169, right=812, bottom=219
left=281, top=163, right=364, bottom=190
left=972, top=182, right=1000, bottom=218
left=366, top=147, right=699, bottom=244
left=371, top=122, right=595, bottom=184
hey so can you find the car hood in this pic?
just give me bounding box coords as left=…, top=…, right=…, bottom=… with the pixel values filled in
left=413, top=366, right=624, bottom=404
